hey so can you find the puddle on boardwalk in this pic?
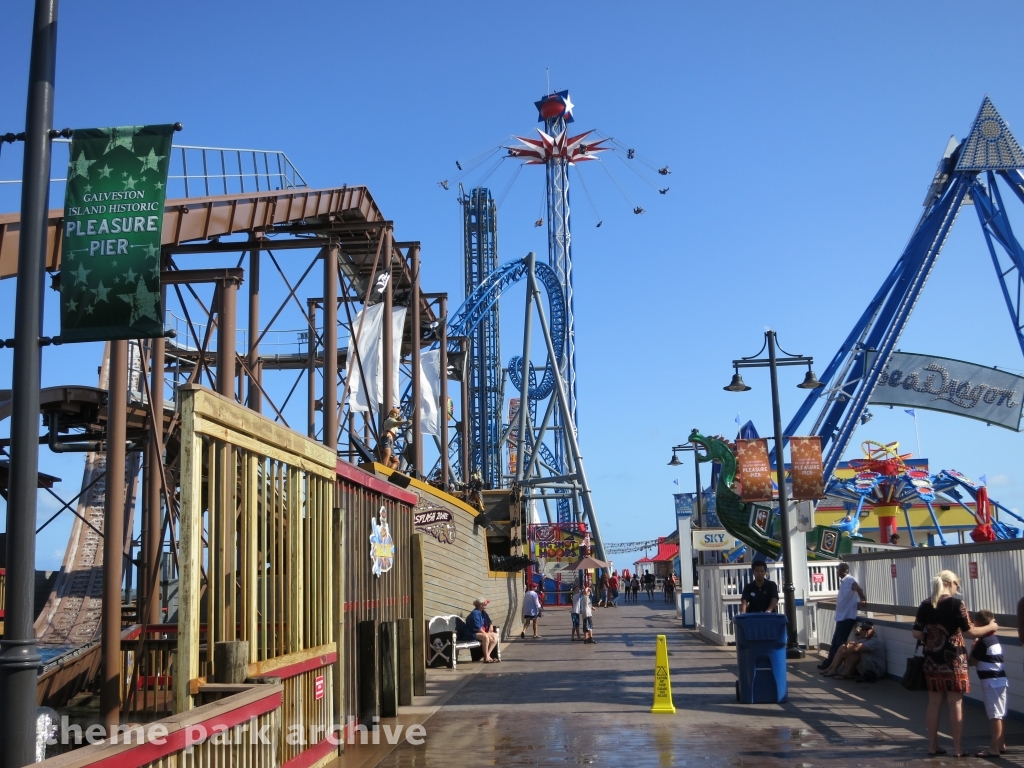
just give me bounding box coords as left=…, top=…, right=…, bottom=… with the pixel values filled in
left=375, top=712, right=972, bottom=767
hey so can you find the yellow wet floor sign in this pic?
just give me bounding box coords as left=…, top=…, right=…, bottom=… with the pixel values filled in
left=651, top=634, right=675, bottom=714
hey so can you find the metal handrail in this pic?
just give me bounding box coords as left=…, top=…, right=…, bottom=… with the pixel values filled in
left=0, top=139, right=308, bottom=198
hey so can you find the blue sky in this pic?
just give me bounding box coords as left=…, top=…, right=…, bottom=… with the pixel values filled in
left=4, top=1, right=1024, bottom=568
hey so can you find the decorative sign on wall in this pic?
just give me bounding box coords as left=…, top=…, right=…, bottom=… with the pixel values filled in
left=735, top=439, right=774, bottom=501
left=370, top=507, right=395, bottom=577
left=868, top=351, right=1024, bottom=431
left=691, top=529, right=738, bottom=551
left=60, top=124, right=175, bottom=342
left=789, top=436, right=825, bottom=500
left=414, top=505, right=457, bottom=545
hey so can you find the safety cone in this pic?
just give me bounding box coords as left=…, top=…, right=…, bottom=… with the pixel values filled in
left=650, top=634, right=676, bottom=714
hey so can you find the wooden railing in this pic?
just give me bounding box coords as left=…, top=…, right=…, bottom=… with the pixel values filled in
left=176, top=385, right=337, bottom=713
left=37, top=684, right=283, bottom=768
left=121, top=624, right=188, bottom=720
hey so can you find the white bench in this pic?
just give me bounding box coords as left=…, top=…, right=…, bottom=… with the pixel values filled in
left=427, top=614, right=501, bottom=669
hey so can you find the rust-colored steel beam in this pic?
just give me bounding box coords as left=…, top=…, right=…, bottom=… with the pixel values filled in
left=0, top=186, right=385, bottom=280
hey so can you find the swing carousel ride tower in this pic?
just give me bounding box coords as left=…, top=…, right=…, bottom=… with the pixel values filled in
left=507, top=91, right=608, bottom=473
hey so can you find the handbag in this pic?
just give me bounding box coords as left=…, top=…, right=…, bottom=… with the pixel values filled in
left=901, top=641, right=927, bottom=691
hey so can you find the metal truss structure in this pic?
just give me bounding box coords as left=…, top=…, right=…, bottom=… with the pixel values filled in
left=784, top=97, right=1024, bottom=476
left=507, top=93, right=609, bottom=515
left=462, top=187, right=503, bottom=489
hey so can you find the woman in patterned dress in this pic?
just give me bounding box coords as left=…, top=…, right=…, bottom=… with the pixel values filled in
left=913, top=570, right=996, bottom=757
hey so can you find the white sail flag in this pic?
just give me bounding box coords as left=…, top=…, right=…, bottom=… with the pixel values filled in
left=347, top=303, right=385, bottom=413
left=347, top=304, right=408, bottom=413
left=419, top=348, right=441, bottom=436
left=389, top=307, right=407, bottom=409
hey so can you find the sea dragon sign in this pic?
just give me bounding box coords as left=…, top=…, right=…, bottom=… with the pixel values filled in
left=868, top=351, right=1024, bottom=431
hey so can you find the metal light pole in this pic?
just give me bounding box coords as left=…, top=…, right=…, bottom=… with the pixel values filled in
left=0, top=1, right=58, bottom=764
left=725, top=330, right=823, bottom=659
left=668, top=441, right=703, bottom=526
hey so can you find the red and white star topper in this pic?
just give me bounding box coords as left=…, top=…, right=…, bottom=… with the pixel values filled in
left=506, top=128, right=610, bottom=165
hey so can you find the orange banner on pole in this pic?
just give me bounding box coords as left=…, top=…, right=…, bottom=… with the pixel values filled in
left=735, top=439, right=774, bottom=501
left=790, top=436, right=825, bottom=500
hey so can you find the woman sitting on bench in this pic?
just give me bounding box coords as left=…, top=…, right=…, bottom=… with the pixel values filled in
left=462, top=597, right=500, bottom=662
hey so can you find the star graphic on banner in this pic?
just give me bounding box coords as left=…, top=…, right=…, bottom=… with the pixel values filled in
left=110, top=260, right=118, bottom=269
left=85, top=303, right=95, bottom=315
left=65, top=298, right=77, bottom=313
left=124, top=176, right=137, bottom=190
left=84, top=184, right=92, bottom=193
left=94, top=280, right=110, bottom=303
left=143, top=242, right=160, bottom=259
left=122, top=171, right=128, bottom=179
left=154, top=181, right=164, bottom=191
left=118, top=278, right=159, bottom=326
left=98, top=165, right=112, bottom=179
left=137, top=148, right=166, bottom=174
left=71, top=261, right=91, bottom=286
left=69, top=151, right=96, bottom=180
left=125, top=267, right=136, bottom=283
left=100, top=126, right=140, bottom=154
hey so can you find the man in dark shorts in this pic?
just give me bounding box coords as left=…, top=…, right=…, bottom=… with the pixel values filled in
left=740, top=560, right=779, bottom=613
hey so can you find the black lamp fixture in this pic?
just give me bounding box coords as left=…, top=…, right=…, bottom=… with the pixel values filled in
left=724, top=369, right=751, bottom=392
left=797, top=366, right=824, bottom=390
left=667, top=450, right=682, bottom=466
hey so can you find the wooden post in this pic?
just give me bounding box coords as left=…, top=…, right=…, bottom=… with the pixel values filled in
left=378, top=621, right=398, bottom=718
left=396, top=618, right=413, bottom=706
left=357, top=620, right=378, bottom=728
left=410, top=534, right=426, bottom=696
left=214, top=641, right=250, bottom=683
left=175, top=391, right=203, bottom=712
left=101, top=340, right=128, bottom=732
left=324, top=245, right=339, bottom=450
left=332, top=503, right=346, bottom=754
left=409, top=244, right=422, bottom=476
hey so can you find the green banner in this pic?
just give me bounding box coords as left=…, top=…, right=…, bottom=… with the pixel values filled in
left=60, top=124, right=174, bottom=342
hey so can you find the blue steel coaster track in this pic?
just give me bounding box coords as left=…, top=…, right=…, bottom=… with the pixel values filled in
left=416, top=256, right=568, bottom=491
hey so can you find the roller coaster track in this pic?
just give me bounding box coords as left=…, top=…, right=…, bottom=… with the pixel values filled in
left=424, top=257, right=567, bottom=484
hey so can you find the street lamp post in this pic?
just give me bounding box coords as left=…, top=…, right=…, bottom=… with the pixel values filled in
left=725, top=330, right=822, bottom=659
left=668, top=440, right=703, bottom=527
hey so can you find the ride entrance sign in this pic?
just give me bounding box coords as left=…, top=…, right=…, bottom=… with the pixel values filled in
left=867, top=351, right=1024, bottom=431
left=60, top=124, right=175, bottom=342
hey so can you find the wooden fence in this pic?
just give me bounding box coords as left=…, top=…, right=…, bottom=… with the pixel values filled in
left=37, top=684, right=282, bottom=768
left=334, top=461, right=416, bottom=731
left=175, top=385, right=338, bottom=766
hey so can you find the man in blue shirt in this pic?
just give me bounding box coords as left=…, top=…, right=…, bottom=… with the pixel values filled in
left=462, top=597, right=499, bottom=662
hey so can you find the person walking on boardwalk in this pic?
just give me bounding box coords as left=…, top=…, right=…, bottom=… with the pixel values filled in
left=644, top=570, right=655, bottom=600
left=608, top=571, right=620, bottom=607
left=631, top=573, right=640, bottom=602
left=912, top=570, right=994, bottom=757
left=664, top=573, right=676, bottom=603
left=819, top=562, right=867, bottom=671
left=521, top=582, right=542, bottom=639
left=581, top=585, right=596, bottom=644
left=571, top=585, right=583, bottom=640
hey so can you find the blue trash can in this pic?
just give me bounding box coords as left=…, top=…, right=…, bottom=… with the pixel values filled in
left=733, top=613, right=788, bottom=703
